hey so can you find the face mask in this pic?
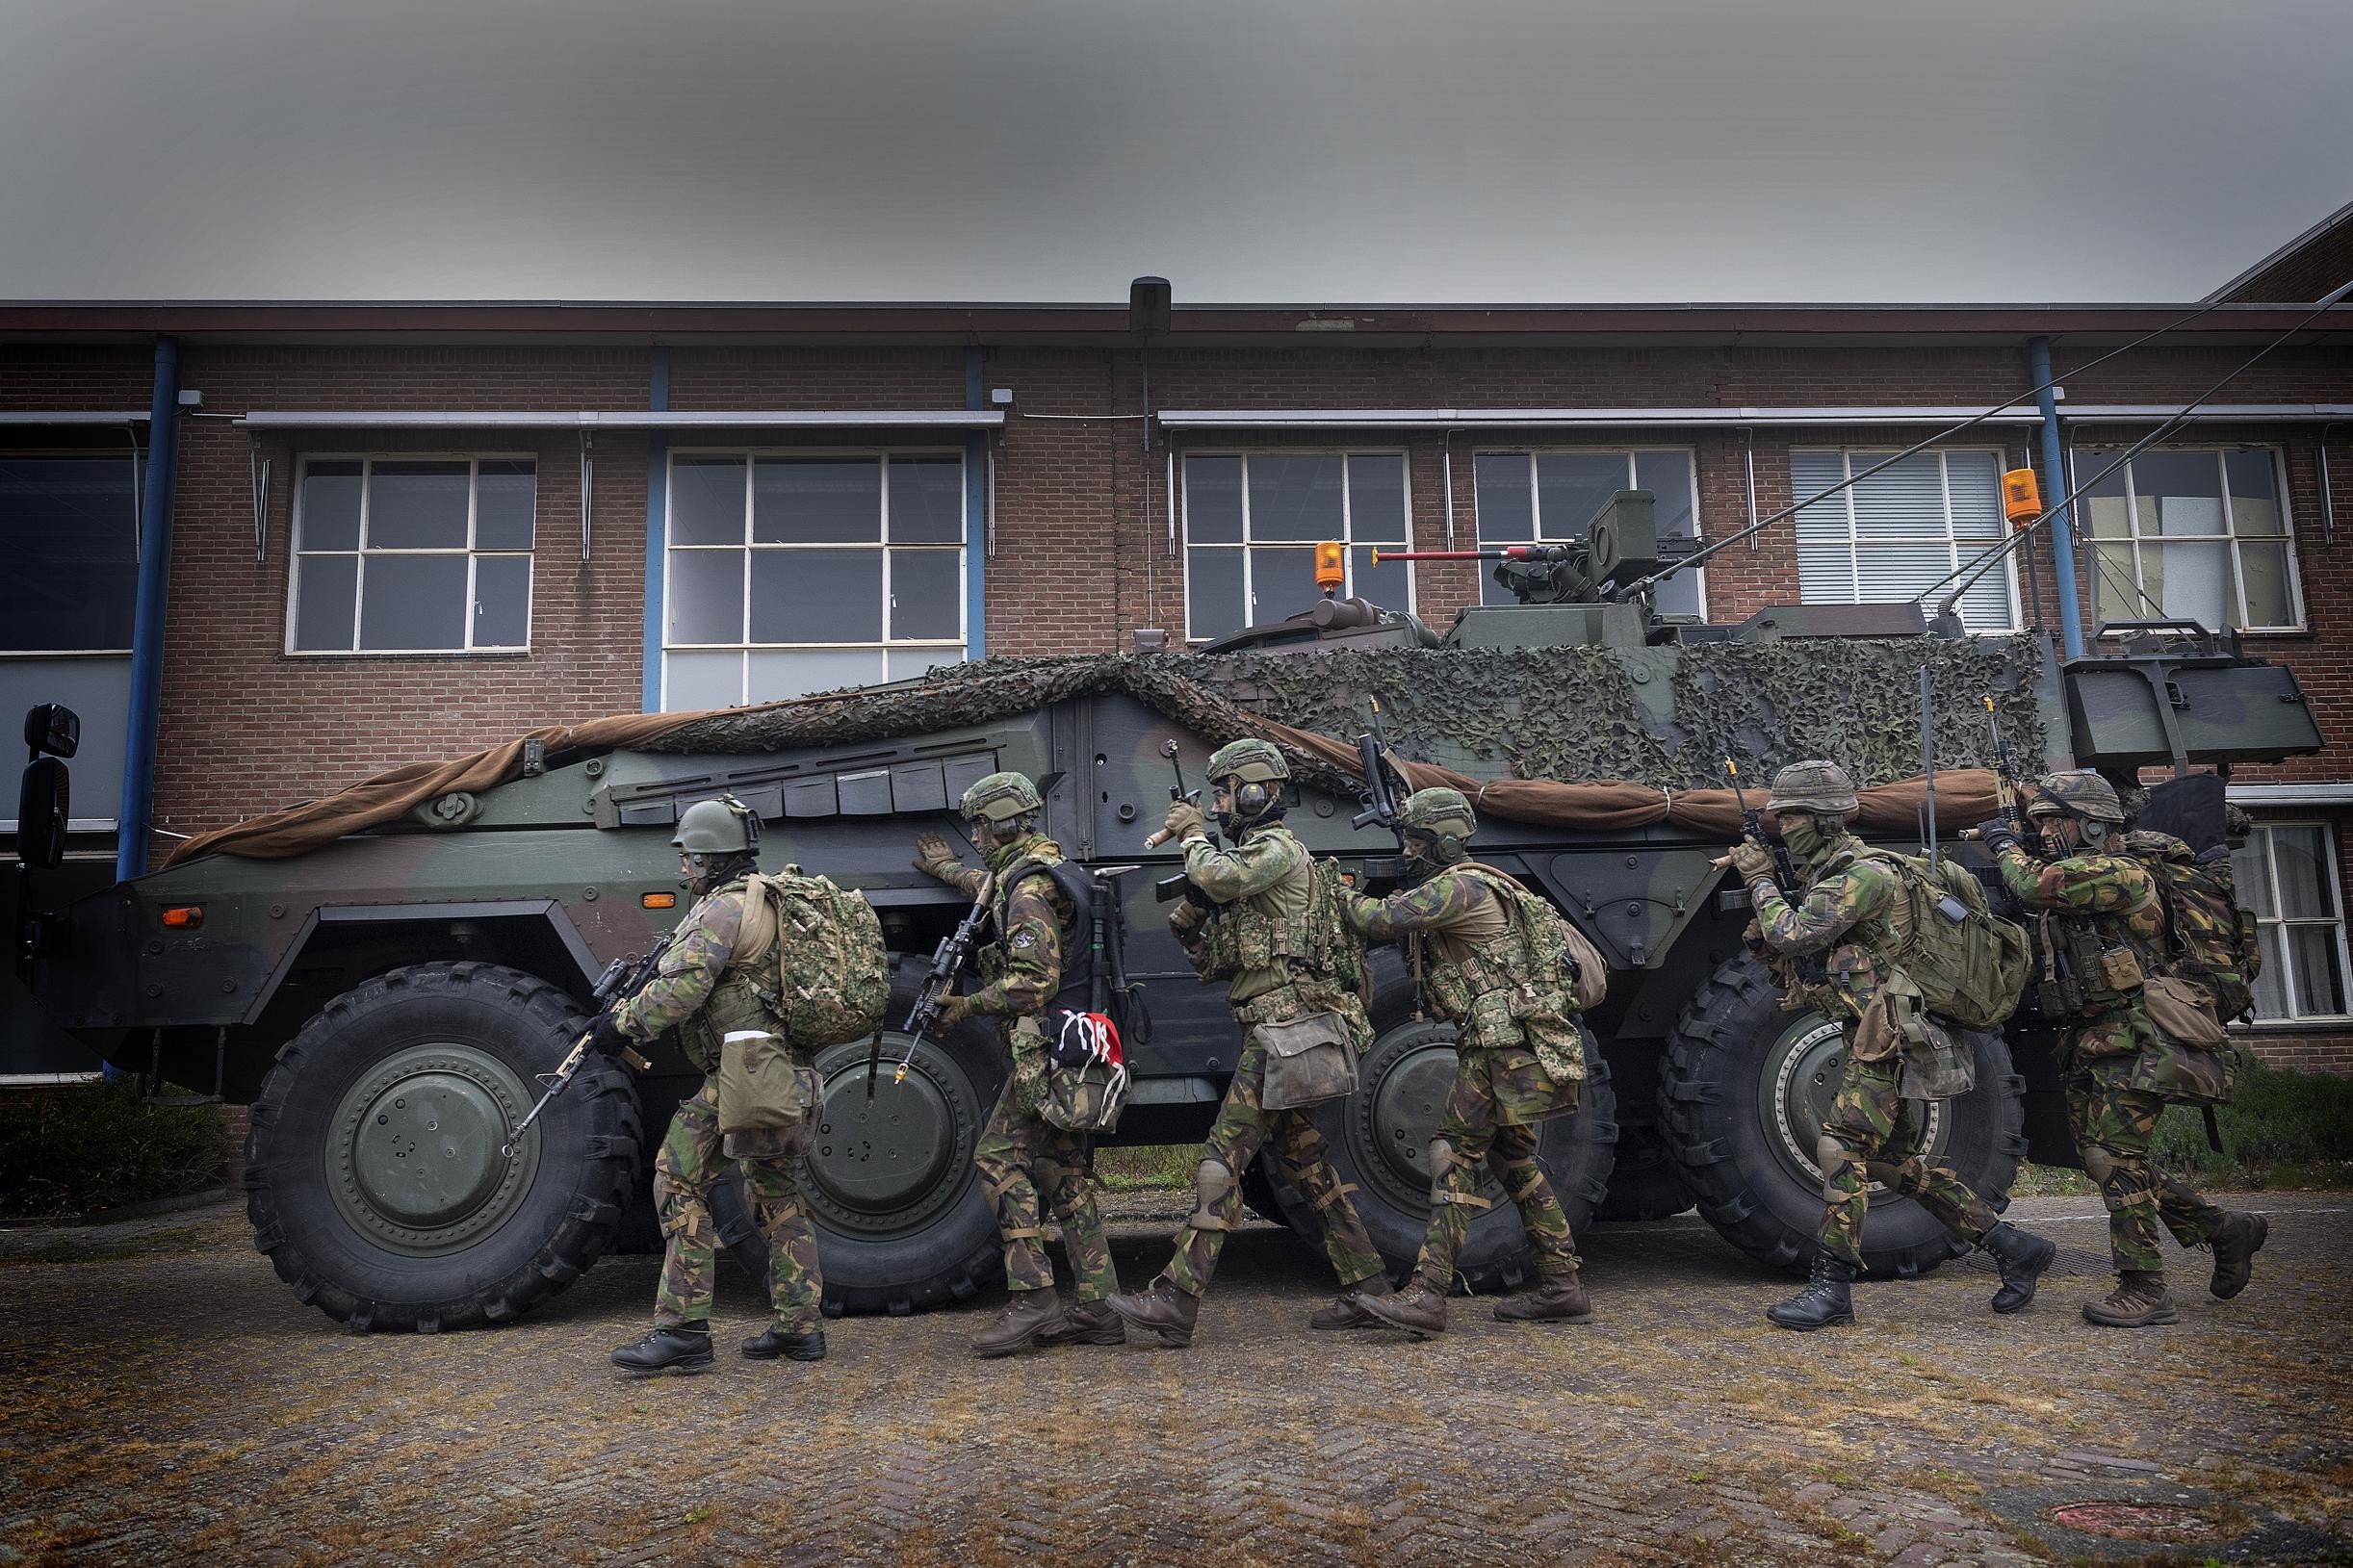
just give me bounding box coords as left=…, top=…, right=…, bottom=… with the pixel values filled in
left=1779, top=814, right=1831, bottom=862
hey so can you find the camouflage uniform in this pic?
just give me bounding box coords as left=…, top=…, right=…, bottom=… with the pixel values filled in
left=919, top=833, right=1118, bottom=1305
left=1342, top=863, right=1580, bottom=1293
left=1749, top=835, right=2001, bottom=1265
left=614, top=876, right=824, bottom=1334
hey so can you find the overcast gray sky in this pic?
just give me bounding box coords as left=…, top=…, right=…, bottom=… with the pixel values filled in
left=3, top=0, right=2348, bottom=305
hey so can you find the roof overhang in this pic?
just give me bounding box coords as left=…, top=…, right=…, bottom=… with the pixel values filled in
left=2226, top=783, right=2353, bottom=809
left=233, top=409, right=1003, bottom=430
left=0, top=410, right=149, bottom=424
left=1155, top=404, right=2353, bottom=432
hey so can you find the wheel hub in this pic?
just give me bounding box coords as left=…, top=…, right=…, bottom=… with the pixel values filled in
left=328, top=1044, right=537, bottom=1256
left=1349, top=1022, right=1501, bottom=1214
left=801, top=1037, right=970, bottom=1236
left=1763, top=1015, right=1945, bottom=1192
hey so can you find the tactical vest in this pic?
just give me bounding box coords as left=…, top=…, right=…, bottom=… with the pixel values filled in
left=980, top=846, right=1095, bottom=1017
left=1416, top=864, right=1566, bottom=1030
left=1192, top=828, right=1357, bottom=990
left=2032, top=850, right=2166, bottom=1021
left=677, top=877, right=791, bottom=1075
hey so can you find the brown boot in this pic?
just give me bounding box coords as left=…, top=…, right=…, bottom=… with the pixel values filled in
left=1310, top=1274, right=1395, bottom=1330
left=969, top=1290, right=1067, bottom=1358
left=1358, top=1281, right=1448, bottom=1338
left=2082, top=1271, right=2180, bottom=1328
left=1494, top=1270, right=1592, bottom=1323
left=1037, top=1298, right=1125, bottom=1348
left=2207, top=1212, right=2267, bottom=1300
left=1105, top=1279, right=1201, bottom=1349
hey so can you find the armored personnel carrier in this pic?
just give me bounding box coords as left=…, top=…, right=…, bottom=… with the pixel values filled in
left=13, top=493, right=2322, bottom=1331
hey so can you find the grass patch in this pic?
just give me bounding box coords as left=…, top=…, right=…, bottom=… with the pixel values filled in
left=2010, top=1060, right=2353, bottom=1195
left=0, top=1081, right=231, bottom=1220
left=1096, top=1144, right=1194, bottom=1191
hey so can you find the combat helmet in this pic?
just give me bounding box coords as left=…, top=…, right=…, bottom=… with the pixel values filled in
left=1204, top=737, right=1289, bottom=784
left=1765, top=759, right=1859, bottom=817
left=1400, top=786, right=1476, bottom=868
left=674, top=794, right=759, bottom=854
left=960, top=770, right=1043, bottom=825
left=2029, top=770, right=2125, bottom=825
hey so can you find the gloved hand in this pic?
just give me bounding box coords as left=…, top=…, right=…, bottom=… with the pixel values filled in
left=1728, top=839, right=1776, bottom=882
left=1168, top=895, right=1207, bottom=938
left=934, top=992, right=976, bottom=1032
left=1162, top=800, right=1208, bottom=844
left=1975, top=819, right=2023, bottom=857
left=913, top=833, right=959, bottom=879
left=584, top=1011, right=632, bottom=1058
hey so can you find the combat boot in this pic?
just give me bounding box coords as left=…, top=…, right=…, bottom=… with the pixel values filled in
left=2082, top=1271, right=2179, bottom=1327
left=1766, top=1253, right=1854, bottom=1331
left=1494, top=1270, right=1591, bottom=1323
left=1037, top=1298, right=1126, bottom=1348
left=1358, top=1281, right=1449, bottom=1338
left=610, top=1323, right=714, bottom=1375
left=1978, top=1222, right=2057, bottom=1315
left=2207, top=1211, right=2267, bottom=1300
left=1310, top=1274, right=1394, bottom=1329
left=741, top=1325, right=827, bottom=1362
left=1105, top=1279, right=1202, bottom=1349
left=968, top=1290, right=1068, bottom=1358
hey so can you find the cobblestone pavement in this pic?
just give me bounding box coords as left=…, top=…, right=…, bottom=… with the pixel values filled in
left=2, top=1192, right=2348, bottom=1567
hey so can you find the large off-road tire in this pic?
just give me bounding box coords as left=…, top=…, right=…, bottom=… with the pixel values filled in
left=245, top=962, right=641, bottom=1333
left=1658, top=953, right=2028, bottom=1278
left=712, top=960, right=1004, bottom=1316
left=1261, top=964, right=1618, bottom=1293
left=1596, top=1119, right=1695, bottom=1222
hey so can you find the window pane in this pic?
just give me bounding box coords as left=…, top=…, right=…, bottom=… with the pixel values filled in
left=1943, top=451, right=2004, bottom=541
left=1185, top=456, right=1243, bottom=544
left=2231, top=839, right=2274, bottom=917
left=1474, top=453, right=1533, bottom=543
left=359, top=554, right=468, bottom=650
left=1953, top=572, right=2014, bottom=635
left=1351, top=545, right=1409, bottom=610
left=2152, top=538, right=2233, bottom=632
left=476, top=459, right=536, bottom=551
left=2253, top=923, right=2289, bottom=1019
left=888, top=548, right=961, bottom=640
left=1250, top=545, right=1318, bottom=622
left=0, top=455, right=140, bottom=651
left=299, top=460, right=364, bottom=551
left=2089, top=543, right=2143, bottom=625
left=2226, top=450, right=2283, bottom=536
left=1248, top=454, right=1345, bottom=542
left=1634, top=450, right=1695, bottom=541
left=664, top=649, right=743, bottom=710
left=368, top=461, right=471, bottom=550
left=1655, top=571, right=1701, bottom=621
left=669, top=457, right=747, bottom=546
left=1847, top=452, right=1946, bottom=540
left=747, top=649, right=887, bottom=701
left=1856, top=540, right=1954, bottom=604
left=1347, top=454, right=1408, bottom=542
left=756, top=458, right=882, bottom=544
left=886, top=647, right=965, bottom=682
left=888, top=455, right=964, bottom=543
left=1797, top=541, right=1856, bottom=604
left=1789, top=451, right=1850, bottom=546
left=472, top=554, right=530, bottom=648
left=752, top=548, right=882, bottom=642
left=1187, top=546, right=1245, bottom=639
left=1535, top=452, right=1623, bottom=541
left=2289, top=925, right=2347, bottom=1016
left=667, top=549, right=745, bottom=644
left=293, top=554, right=357, bottom=652
left=2135, top=450, right=2224, bottom=538
left=2238, top=541, right=2293, bottom=628
left=2270, top=825, right=2333, bottom=919
left=2072, top=449, right=2130, bottom=538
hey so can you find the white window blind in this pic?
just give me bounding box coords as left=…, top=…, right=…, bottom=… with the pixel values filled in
left=1791, top=449, right=2014, bottom=632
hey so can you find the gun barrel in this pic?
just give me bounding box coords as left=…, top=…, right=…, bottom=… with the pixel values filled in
left=1370, top=548, right=1517, bottom=563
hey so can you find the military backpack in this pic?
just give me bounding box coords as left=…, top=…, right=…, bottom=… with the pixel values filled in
left=737, top=867, right=892, bottom=1047
left=2122, top=830, right=2262, bottom=1025
left=1848, top=847, right=2032, bottom=1031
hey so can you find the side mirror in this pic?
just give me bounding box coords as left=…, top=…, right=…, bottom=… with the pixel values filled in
left=24, top=704, right=80, bottom=760
left=17, top=756, right=68, bottom=871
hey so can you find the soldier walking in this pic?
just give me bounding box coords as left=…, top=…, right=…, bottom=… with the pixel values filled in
left=1732, top=760, right=2055, bottom=1331
left=1106, top=739, right=1390, bottom=1346
left=594, top=796, right=827, bottom=1374
left=913, top=771, right=1125, bottom=1357
left=1336, top=787, right=1592, bottom=1335
left=1981, top=771, right=2267, bottom=1327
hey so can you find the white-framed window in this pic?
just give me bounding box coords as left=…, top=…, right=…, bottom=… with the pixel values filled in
left=1472, top=449, right=1703, bottom=616
left=1791, top=448, right=2016, bottom=632
left=288, top=456, right=536, bottom=654
left=1182, top=452, right=1410, bottom=642
left=661, top=450, right=966, bottom=708
left=2231, top=820, right=2351, bottom=1023
left=2073, top=447, right=2300, bottom=633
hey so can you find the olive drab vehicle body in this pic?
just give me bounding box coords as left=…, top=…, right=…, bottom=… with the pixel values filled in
left=13, top=491, right=2324, bottom=1330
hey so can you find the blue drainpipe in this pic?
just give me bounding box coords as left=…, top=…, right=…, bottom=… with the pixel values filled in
left=2029, top=336, right=2085, bottom=657
left=116, top=336, right=182, bottom=881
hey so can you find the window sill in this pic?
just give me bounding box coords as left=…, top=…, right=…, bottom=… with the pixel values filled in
left=2231, top=1017, right=2353, bottom=1033
left=280, top=649, right=532, bottom=661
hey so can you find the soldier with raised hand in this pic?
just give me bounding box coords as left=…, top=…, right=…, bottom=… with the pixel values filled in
left=1732, top=760, right=2054, bottom=1331
left=1980, top=771, right=2266, bottom=1327
left=914, top=771, right=1124, bottom=1358
left=1335, top=787, right=1591, bottom=1336
left=598, top=795, right=826, bottom=1375
left=1106, top=738, right=1389, bottom=1347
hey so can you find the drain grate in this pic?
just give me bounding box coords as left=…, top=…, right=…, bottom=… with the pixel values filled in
left=2045, top=1502, right=2225, bottom=1543
left=1952, top=1243, right=2110, bottom=1279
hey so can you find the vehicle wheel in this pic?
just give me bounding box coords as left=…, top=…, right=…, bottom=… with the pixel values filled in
left=1596, top=1120, right=1694, bottom=1221
left=711, top=959, right=1004, bottom=1316
left=1658, top=953, right=2028, bottom=1278
left=245, top=961, right=641, bottom=1333
left=1261, top=964, right=1617, bottom=1293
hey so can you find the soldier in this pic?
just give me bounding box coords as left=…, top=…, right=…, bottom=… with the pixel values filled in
left=1335, top=787, right=1592, bottom=1335
left=1106, top=738, right=1390, bottom=1346
left=594, top=795, right=827, bottom=1374
left=1731, top=760, right=2055, bottom=1331
left=913, top=771, right=1125, bottom=1358
left=1980, top=771, right=2267, bottom=1327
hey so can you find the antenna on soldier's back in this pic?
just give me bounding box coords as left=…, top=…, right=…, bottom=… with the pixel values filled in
left=1919, top=666, right=1940, bottom=873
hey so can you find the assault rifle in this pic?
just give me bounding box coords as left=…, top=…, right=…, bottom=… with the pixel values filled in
left=1351, top=696, right=1409, bottom=838
left=1972, top=693, right=2033, bottom=844
left=893, top=871, right=997, bottom=1085
left=502, top=930, right=664, bottom=1156
left=1718, top=758, right=1798, bottom=893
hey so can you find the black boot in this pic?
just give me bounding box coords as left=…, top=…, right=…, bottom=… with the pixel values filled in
left=611, top=1323, right=714, bottom=1374
left=1766, top=1253, right=1854, bottom=1331
left=741, top=1325, right=827, bottom=1362
left=2207, top=1211, right=2267, bottom=1300
left=1978, top=1222, right=2056, bottom=1315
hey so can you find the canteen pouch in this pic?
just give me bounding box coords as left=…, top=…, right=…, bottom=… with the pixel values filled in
left=2139, top=974, right=2230, bottom=1048
left=2100, top=944, right=2147, bottom=995
left=2130, top=976, right=2237, bottom=1106
left=1255, top=1010, right=1360, bottom=1112
left=1896, top=1010, right=1978, bottom=1101
left=718, top=1030, right=816, bottom=1134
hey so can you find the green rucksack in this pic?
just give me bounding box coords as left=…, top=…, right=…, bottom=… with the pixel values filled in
left=1851, top=848, right=2032, bottom=1031
left=2122, top=830, right=2262, bottom=1024
left=740, top=867, right=892, bottom=1047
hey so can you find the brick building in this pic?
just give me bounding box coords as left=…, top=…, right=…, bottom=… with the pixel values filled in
left=4, top=209, right=2350, bottom=1071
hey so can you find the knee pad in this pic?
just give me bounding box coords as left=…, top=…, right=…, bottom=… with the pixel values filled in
left=1815, top=1133, right=1858, bottom=1177
left=1188, top=1157, right=1237, bottom=1231
left=1428, top=1137, right=1459, bottom=1187
left=2081, top=1144, right=2119, bottom=1186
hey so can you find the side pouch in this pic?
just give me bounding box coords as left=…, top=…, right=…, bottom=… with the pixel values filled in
left=1852, top=990, right=1901, bottom=1064
left=2140, top=974, right=2229, bottom=1048
left=2127, top=1036, right=2241, bottom=1107
left=1896, top=1012, right=1978, bottom=1102
left=1255, top=1010, right=1360, bottom=1112
left=1042, top=1064, right=1126, bottom=1134
left=717, top=1030, right=814, bottom=1135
